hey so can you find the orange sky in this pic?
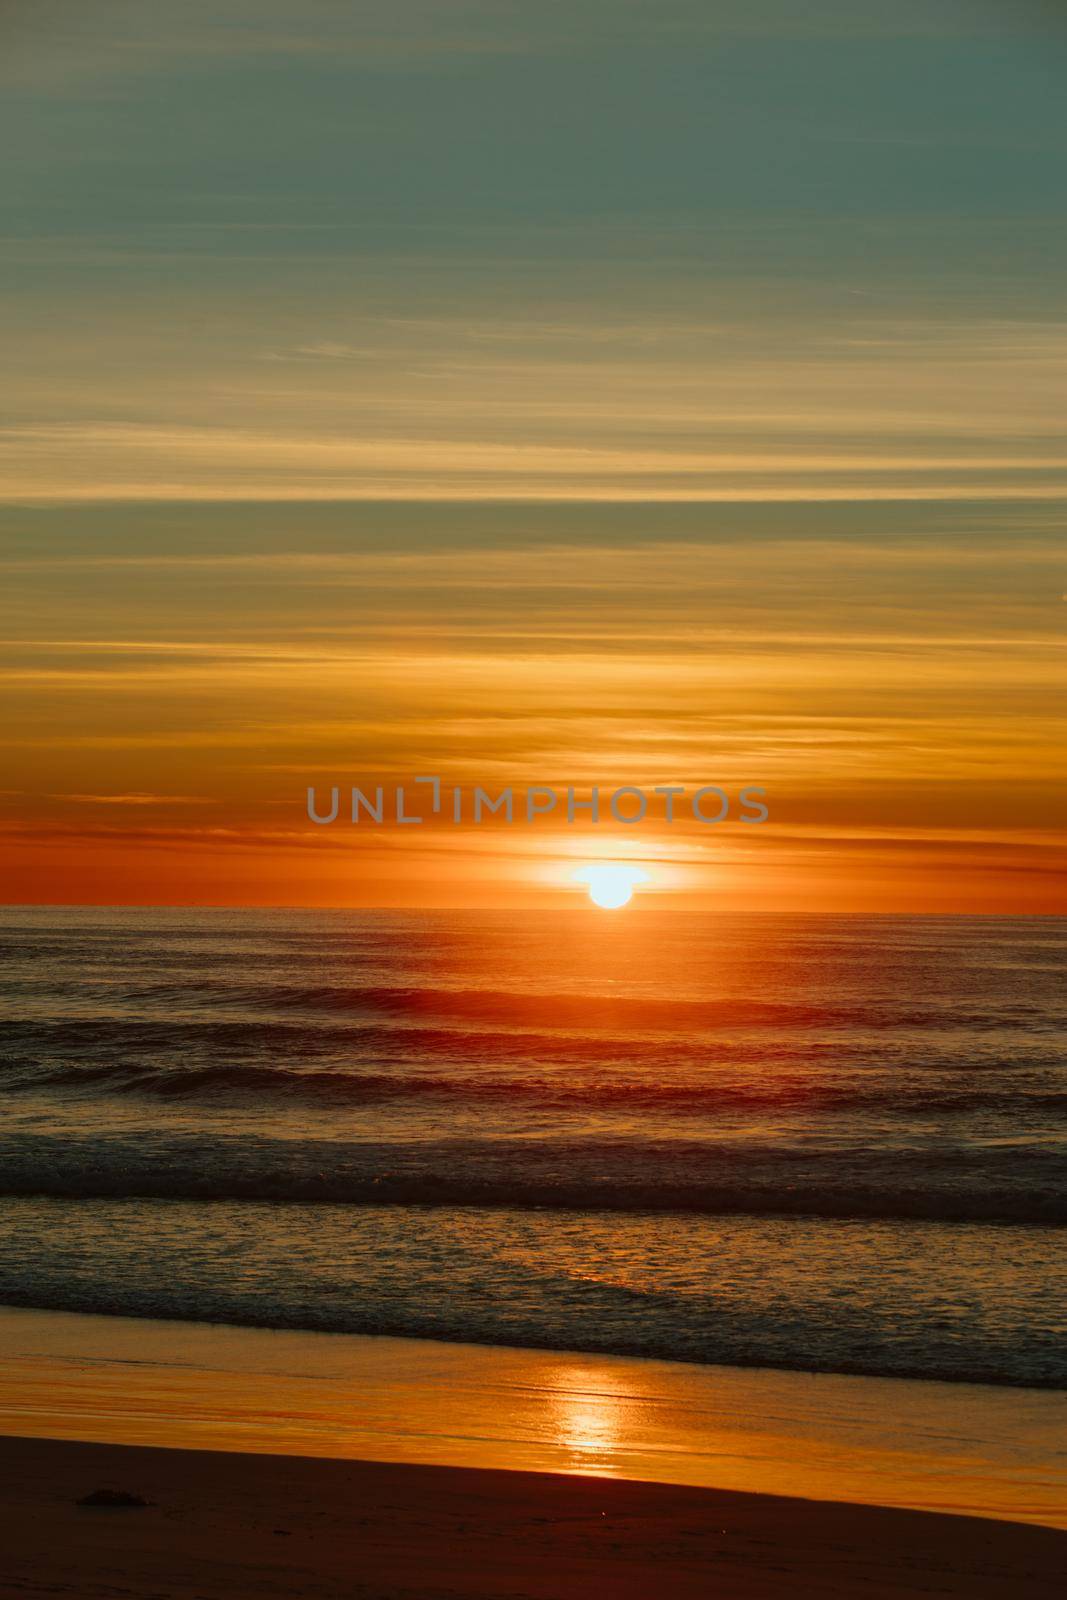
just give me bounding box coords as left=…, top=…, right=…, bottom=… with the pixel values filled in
left=1, top=502, right=1063, bottom=912
left=1, top=3, right=1065, bottom=912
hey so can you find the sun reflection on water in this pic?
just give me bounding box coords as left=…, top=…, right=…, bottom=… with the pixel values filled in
left=542, top=1362, right=630, bottom=1474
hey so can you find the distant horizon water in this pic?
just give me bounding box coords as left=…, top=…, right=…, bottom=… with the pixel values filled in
left=1, top=907, right=1064, bottom=1389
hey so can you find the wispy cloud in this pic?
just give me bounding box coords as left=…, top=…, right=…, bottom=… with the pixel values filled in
left=0, top=0, right=1007, bottom=94
left=2, top=420, right=1065, bottom=504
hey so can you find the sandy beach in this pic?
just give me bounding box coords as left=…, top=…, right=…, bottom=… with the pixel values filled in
left=1, top=1311, right=1064, bottom=1600
left=2, top=1307, right=1064, bottom=1529
left=2, top=1432, right=1065, bottom=1600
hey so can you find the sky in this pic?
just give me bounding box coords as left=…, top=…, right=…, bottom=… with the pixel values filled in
left=0, top=0, right=1064, bottom=910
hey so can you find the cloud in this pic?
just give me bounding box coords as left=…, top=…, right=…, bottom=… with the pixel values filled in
left=0, top=0, right=1005, bottom=94
left=59, top=792, right=209, bottom=805
left=2, top=420, right=1065, bottom=503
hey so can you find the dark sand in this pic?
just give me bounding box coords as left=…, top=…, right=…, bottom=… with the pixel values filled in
left=0, top=1434, right=1063, bottom=1599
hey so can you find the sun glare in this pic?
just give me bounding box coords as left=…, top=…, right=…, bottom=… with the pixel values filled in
left=573, top=863, right=649, bottom=909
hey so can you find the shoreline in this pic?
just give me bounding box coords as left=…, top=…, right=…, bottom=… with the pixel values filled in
left=1, top=1434, right=1064, bottom=1600
left=3, top=1284, right=1063, bottom=1392
left=1, top=1305, right=1064, bottom=1531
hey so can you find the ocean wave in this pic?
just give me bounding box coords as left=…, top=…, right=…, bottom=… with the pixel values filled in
left=5, top=1054, right=1066, bottom=1117
left=1, top=1135, right=1063, bottom=1223
left=3, top=982, right=1059, bottom=1033
left=0, top=1280, right=1061, bottom=1389
left=0, top=1194, right=1063, bottom=1387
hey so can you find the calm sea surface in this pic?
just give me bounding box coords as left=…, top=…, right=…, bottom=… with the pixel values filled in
left=0, top=909, right=1064, bottom=1386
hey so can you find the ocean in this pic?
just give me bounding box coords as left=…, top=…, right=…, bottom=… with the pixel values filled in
left=0, top=908, right=1064, bottom=1388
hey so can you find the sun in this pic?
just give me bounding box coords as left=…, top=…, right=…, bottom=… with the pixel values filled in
left=573, top=863, right=648, bottom=909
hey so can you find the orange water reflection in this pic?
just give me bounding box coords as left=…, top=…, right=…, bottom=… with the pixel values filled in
left=1, top=1309, right=1063, bottom=1530
left=540, top=1364, right=627, bottom=1474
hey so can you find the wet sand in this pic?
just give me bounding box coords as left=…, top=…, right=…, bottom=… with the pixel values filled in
left=1, top=1432, right=1064, bottom=1600
left=2, top=1307, right=1064, bottom=1529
